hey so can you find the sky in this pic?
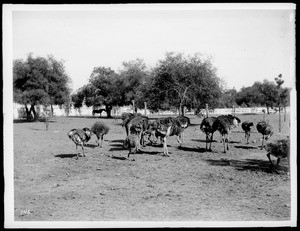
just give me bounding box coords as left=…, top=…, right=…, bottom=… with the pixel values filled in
left=8, top=3, right=296, bottom=93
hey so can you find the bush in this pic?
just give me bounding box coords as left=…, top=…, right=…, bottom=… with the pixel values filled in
left=17, top=107, right=28, bottom=119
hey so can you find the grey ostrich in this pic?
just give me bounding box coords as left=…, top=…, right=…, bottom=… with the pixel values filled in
left=256, top=121, right=274, bottom=149
left=121, top=112, right=135, bottom=128
left=154, top=116, right=190, bottom=156
left=91, top=122, right=110, bottom=147
left=125, top=115, right=149, bottom=150
left=173, top=115, right=191, bottom=144
left=68, top=128, right=92, bottom=159
left=123, top=133, right=140, bottom=159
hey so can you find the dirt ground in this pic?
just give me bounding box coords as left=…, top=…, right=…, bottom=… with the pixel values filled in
left=12, top=113, right=292, bottom=223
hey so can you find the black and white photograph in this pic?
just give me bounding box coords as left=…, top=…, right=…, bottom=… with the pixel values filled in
left=3, top=3, right=297, bottom=228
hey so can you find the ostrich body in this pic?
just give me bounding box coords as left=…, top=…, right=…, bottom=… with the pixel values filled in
left=125, top=115, right=149, bottom=150
left=265, top=139, right=289, bottom=169
left=154, top=116, right=190, bottom=156
left=256, top=121, right=274, bottom=149
left=200, top=117, right=217, bottom=151
left=82, top=127, right=92, bottom=145
left=121, top=113, right=135, bottom=128
left=123, top=134, right=140, bottom=158
left=68, top=128, right=91, bottom=159
left=212, top=115, right=241, bottom=153
left=173, top=115, right=191, bottom=143
left=241, top=121, right=254, bottom=144
left=91, top=122, right=110, bottom=147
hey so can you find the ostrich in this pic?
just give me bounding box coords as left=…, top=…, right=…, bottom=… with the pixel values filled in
left=68, top=128, right=91, bottom=159
left=123, top=133, right=140, bottom=159
left=125, top=115, right=149, bottom=150
left=121, top=112, right=135, bottom=128
left=212, top=115, right=241, bottom=153
left=265, top=139, right=289, bottom=170
left=241, top=121, right=254, bottom=144
left=144, top=119, right=161, bottom=145
left=173, top=115, right=191, bottom=143
left=200, top=117, right=217, bottom=151
left=82, top=127, right=92, bottom=145
left=256, top=121, right=274, bottom=149
left=91, top=122, right=110, bottom=147
left=121, top=112, right=143, bottom=128
left=154, top=116, right=190, bottom=156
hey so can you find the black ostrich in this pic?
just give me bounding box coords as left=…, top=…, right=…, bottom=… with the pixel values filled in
left=265, top=139, right=289, bottom=170
left=241, top=121, right=254, bottom=144
left=200, top=117, right=217, bottom=151
left=212, top=115, right=241, bottom=153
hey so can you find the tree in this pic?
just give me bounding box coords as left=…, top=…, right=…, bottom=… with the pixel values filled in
left=236, top=84, right=264, bottom=108
left=143, top=52, right=222, bottom=115
left=119, top=58, right=149, bottom=113
left=13, top=53, right=71, bottom=122
left=235, top=79, right=290, bottom=115
left=218, top=88, right=238, bottom=108
left=87, top=67, right=123, bottom=117
left=275, top=73, right=286, bottom=132
left=255, top=80, right=278, bottom=114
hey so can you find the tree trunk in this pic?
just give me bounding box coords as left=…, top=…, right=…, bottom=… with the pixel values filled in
left=278, top=106, right=281, bottom=132
left=232, top=105, right=235, bottom=116
left=50, top=104, right=54, bottom=117
left=144, top=102, right=147, bottom=116
left=25, top=104, right=32, bottom=121
left=30, top=105, right=39, bottom=121
left=44, top=105, right=49, bottom=130
left=26, top=104, right=38, bottom=121
left=132, top=100, right=137, bottom=114
left=180, top=106, right=185, bottom=116
left=179, top=86, right=190, bottom=116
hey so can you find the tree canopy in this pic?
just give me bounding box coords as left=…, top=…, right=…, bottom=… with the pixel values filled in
left=119, top=58, right=149, bottom=111
left=69, top=53, right=290, bottom=117
left=236, top=79, right=290, bottom=113
left=143, top=52, right=222, bottom=114
left=13, top=53, right=71, bottom=120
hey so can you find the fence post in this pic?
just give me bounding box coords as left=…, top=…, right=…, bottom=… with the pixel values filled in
left=279, top=106, right=281, bottom=132
left=132, top=100, right=135, bottom=114
left=205, top=103, right=209, bottom=117
left=144, top=102, right=147, bottom=116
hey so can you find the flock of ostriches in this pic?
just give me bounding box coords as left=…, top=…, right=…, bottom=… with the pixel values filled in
left=68, top=113, right=289, bottom=171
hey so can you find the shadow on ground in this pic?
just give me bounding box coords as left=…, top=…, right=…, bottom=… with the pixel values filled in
left=191, top=139, right=218, bottom=143
left=234, top=145, right=258, bottom=150
left=109, top=147, right=126, bottom=151
left=55, top=153, right=78, bottom=158
left=177, top=146, right=207, bottom=153
left=84, top=144, right=98, bottom=148
left=206, top=158, right=289, bottom=173
left=110, top=139, right=125, bottom=143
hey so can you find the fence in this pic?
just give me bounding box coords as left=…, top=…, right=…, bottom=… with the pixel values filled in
left=13, top=103, right=290, bottom=119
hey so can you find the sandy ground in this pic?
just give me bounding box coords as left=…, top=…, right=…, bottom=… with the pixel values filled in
left=12, top=113, right=291, bottom=224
